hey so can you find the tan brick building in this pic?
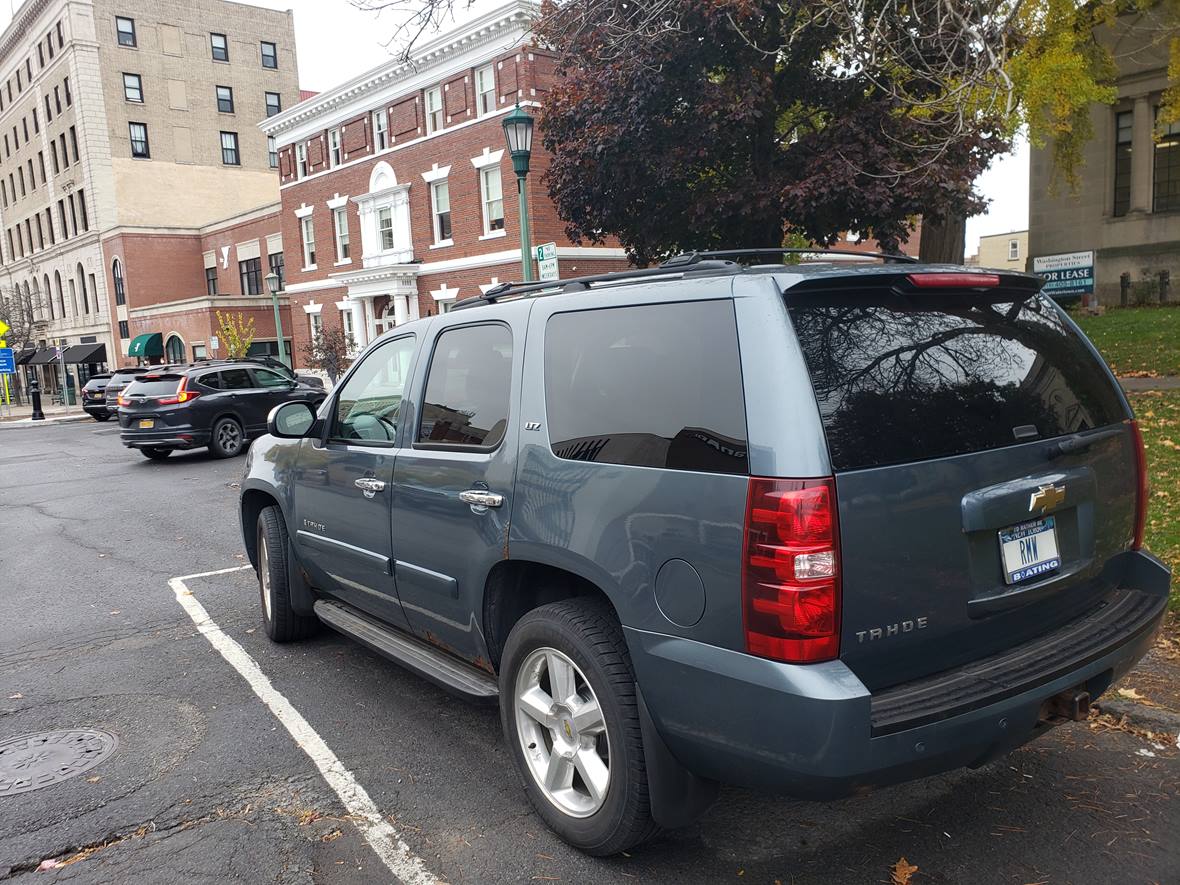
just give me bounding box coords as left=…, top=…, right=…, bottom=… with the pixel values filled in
left=0, top=0, right=299, bottom=394
left=260, top=0, right=629, bottom=362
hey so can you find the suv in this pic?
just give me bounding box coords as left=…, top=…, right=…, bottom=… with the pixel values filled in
left=103, top=367, right=150, bottom=417
left=238, top=251, right=1170, bottom=855
left=81, top=373, right=113, bottom=421
left=119, top=360, right=326, bottom=459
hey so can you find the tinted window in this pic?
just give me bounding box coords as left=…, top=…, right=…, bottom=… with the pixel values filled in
left=253, top=368, right=291, bottom=389
left=125, top=376, right=181, bottom=397
left=545, top=301, right=748, bottom=474
left=418, top=324, right=511, bottom=448
left=333, top=336, right=416, bottom=443
left=219, top=368, right=253, bottom=390
left=196, top=372, right=221, bottom=390
left=788, top=290, right=1128, bottom=471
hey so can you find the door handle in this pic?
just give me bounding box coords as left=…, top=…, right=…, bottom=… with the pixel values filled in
left=459, top=489, right=503, bottom=508
left=354, top=477, right=386, bottom=498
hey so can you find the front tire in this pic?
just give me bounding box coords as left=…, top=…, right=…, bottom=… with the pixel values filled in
left=210, top=417, right=245, bottom=458
left=500, top=599, right=657, bottom=856
left=256, top=505, right=318, bottom=642
left=140, top=447, right=172, bottom=460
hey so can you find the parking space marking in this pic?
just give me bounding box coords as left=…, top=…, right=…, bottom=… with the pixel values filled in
left=169, top=572, right=437, bottom=885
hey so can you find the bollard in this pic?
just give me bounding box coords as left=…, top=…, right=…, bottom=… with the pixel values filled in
left=1161, top=270, right=1170, bottom=305
left=29, top=379, right=44, bottom=420
left=1120, top=272, right=1131, bottom=307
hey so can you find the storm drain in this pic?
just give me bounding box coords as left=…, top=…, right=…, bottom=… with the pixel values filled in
left=0, top=729, right=119, bottom=797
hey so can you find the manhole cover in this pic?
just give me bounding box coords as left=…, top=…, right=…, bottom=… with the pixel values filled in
left=0, top=729, right=119, bottom=797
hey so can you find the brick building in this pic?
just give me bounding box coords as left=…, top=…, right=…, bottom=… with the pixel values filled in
left=260, top=0, right=629, bottom=362
left=0, top=0, right=299, bottom=396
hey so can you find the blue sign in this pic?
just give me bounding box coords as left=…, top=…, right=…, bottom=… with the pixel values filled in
left=0, top=347, right=14, bottom=374
left=1032, top=250, right=1094, bottom=298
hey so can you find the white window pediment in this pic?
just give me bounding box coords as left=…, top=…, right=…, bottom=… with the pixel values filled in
left=303, top=300, right=323, bottom=315
left=470, top=147, right=504, bottom=170
left=326, top=192, right=350, bottom=210
left=421, top=163, right=451, bottom=184
left=294, top=202, right=314, bottom=219
left=430, top=282, right=460, bottom=302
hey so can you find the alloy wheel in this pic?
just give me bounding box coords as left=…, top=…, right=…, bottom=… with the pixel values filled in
left=218, top=421, right=242, bottom=454
left=258, top=530, right=272, bottom=621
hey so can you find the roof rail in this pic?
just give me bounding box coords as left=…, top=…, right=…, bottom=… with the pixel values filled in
left=449, top=259, right=743, bottom=311
left=661, top=248, right=919, bottom=266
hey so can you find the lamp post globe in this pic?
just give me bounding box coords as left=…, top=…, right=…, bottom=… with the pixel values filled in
left=502, top=104, right=536, bottom=281
left=264, top=272, right=288, bottom=368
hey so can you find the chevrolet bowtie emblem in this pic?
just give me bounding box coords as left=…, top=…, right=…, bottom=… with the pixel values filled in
left=1029, top=483, right=1066, bottom=514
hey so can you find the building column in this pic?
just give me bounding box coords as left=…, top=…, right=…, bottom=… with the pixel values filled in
left=393, top=294, right=409, bottom=327
left=351, top=300, right=367, bottom=347
left=1130, top=94, right=1153, bottom=214
left=363, top=298, right=377, bottom=343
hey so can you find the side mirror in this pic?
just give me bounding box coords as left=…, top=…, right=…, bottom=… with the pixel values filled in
left=268, top=401, right=317, bottom=439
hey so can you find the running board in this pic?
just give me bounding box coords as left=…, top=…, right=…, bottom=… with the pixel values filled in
left=313, top=599, right=499, bottom=703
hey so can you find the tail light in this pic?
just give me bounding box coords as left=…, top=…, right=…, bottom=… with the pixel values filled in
left=158, top=376, right=198, bottom=405
left=906, top=272, right=1000, bottom=289
left=116, top=388, right=130, bottom=406
left=1130, top=420, right=1148, bottom=550
left=742, top=477, right=841, bottom=663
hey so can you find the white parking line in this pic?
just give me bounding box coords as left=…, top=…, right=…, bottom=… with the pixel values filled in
left=169, top=571, right=437, bottom=885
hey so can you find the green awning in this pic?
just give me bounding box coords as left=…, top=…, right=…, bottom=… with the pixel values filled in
left=127, top=333, right=163, bottom=359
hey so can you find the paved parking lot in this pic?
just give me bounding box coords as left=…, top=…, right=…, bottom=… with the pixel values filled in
left=2, top=421, right=1178, bottom=884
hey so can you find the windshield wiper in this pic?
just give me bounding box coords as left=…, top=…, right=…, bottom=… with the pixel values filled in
left=1046, top=426, right=1125, bottom=459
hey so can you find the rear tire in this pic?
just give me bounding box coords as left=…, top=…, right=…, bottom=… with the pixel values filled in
left=209, top=417, right=245, bottom=458
left=256, top=505, right=318, bottom=642
left=93, top=413, right=111, bottom=422
left=500, top=598, right=658, bottom=856
left=140, top=447, right=172, bottom=460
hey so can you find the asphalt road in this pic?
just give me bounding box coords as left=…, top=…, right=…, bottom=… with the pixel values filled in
left=1, top=420, right=1177, bottom=884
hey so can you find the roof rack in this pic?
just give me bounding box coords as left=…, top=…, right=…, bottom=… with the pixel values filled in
left=449, top=259, right=742, bottom=311
left=661, top=248, right=919, bottom=266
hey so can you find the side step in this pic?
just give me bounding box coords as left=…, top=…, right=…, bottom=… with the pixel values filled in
left=314, top=599, right=499, bottom=703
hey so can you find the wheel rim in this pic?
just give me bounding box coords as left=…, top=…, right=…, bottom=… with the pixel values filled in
left=514, top=646, right=610, bottom=818
left=218, top=421, right=241, bottom=453
left=258, top=530, right=272, bottom=621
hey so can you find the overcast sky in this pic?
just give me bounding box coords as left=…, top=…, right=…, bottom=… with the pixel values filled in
left=0, top=0, right=1028, bottom=252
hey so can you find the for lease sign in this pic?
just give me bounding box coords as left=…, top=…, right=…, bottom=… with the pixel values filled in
left=1032, top=250, right=1095, bottom=296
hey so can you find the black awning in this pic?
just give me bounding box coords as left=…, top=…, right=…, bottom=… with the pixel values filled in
left=27, top=349, right=58, bottom=365
left=14, top=347, right=36, bottom=365
left=63, top=343, right=107, bottom=364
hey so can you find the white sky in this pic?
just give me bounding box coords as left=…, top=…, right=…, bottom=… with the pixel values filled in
left=0, top=0, right=1029, bottom=252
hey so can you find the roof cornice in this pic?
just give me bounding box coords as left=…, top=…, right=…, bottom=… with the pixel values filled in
left=261, top=0, right=540, bottom=141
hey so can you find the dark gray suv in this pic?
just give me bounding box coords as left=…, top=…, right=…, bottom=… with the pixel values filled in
left=239, top=251, right=1170, bottom=855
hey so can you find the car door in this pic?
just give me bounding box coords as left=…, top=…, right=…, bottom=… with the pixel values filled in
left=289, top=333, right=419, bottom=630
left=250, top=367, right=298, bottom=421
left=390, top=307, right=526, bottom=665
left=216, top=367, right=259, bottom=432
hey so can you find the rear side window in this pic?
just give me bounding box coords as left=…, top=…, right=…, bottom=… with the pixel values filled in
left=219, top=369, right=253, bottom=390
left=787, top=290, right=1127, bottom=471
left=544, top=300, right=748, bottom=474
left=196, top=372, right=221, bottom=390
left=417, top=324, right=512, bottom=448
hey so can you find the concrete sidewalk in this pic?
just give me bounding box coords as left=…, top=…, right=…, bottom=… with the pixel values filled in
left=1120, top=375, right=1180, bottom=391
left=0, top=402, right=97, bottom=426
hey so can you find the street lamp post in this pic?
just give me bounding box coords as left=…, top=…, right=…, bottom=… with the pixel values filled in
left=264, top=271, right=288, bottom=368
left=502, top=104, right=535, bottom=282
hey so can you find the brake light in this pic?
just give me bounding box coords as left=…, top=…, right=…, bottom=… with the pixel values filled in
left=743, top=477, right=841, bottom=663
left=1130, top=420, right=1148, bottom=550
left=906, top=272, right=1000, bottom=289
left=158, top=376, right=198, bottom=405
left=117, top=389, right=130, bottom=406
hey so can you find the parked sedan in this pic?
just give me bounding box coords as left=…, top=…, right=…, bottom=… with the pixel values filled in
left=80, top=373, right=113, bottom=421
left=118, top=361, right=326, bottom=460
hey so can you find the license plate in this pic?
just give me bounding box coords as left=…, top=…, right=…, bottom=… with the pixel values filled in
left=138, top=419, right=154, bottom=429
left=999, top=516, right=1061, bottom=584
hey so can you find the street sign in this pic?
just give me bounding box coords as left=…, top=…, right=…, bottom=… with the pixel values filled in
left=0, top=347, right=13, bottom=374
left=209, top=335, right=220, bottom=353
left=535, top=242, right=559, bottom=282
left=1033, top=251, right=1094, bottom=299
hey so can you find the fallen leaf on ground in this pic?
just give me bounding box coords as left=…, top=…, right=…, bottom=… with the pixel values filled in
left=891, top=857, right=919, bottom=885
left=8, top=692, right=22, bottom=699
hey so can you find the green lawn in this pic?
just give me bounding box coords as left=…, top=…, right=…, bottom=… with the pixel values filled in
left=1129, top=391, right=1180, bottom=611
left=1070, top=305, right=1180, bottom=377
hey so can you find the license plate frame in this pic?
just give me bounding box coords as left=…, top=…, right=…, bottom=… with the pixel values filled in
left=138, top=418, right=155, bottom=429
left=998, top=516, right=1061, bottom=584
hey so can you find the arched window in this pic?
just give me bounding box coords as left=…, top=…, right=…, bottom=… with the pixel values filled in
left=54, top=270, right=65, bottom=319
left=77, top=263, right=88, bottom=313
left=42, top=274, right=53, bottom=320
left=112, top=259, right=125, bottom=306
left=165, top=334, right=184, bottom=363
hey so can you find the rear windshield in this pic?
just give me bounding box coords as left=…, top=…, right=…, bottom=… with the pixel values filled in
left=787, top=290, right=1127, bottom=471
left=124, top=376, right=182, bottom=397
left=109, top=372, right=144, bottom=385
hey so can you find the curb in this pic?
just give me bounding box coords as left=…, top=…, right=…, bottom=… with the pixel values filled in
left=1093, top=698, right=1180, bottom=734
left=0, top=414, right=94, bottom=428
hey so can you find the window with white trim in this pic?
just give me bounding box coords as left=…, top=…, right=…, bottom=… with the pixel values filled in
left=267, top=136, right=278, bottom=169
left=377, top=207, right=395, bottom=251
left=475, top=65, right=495, bottom=116
left=480, top=166, right=505, bottom=233
left=1008, top=239, right=1020, bottom=261
left=333, top=206, right=350, bottom=261
left=373, top=110, right=388, bottom=150
left=425, top=87, right=442, bottom=134
left=300, top=215, right=316, bottom=268
left=309, top=311, right=322, bottom=341
left=341, top=307, right=355, bottom=342
left=296, top=142, right=307, bottom=178
left=431, top=180, right=451, bottom=243
left=328, top=128, right=341, bottom=167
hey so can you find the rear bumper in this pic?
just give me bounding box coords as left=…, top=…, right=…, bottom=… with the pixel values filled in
left=120, top=427, right=210, bottom=449
left=628, top=550, right=1169, bottom=799
left=82, top=403, right=108, bottom=418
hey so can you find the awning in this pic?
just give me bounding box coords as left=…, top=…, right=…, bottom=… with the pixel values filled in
left=127, top=333, right=163, bottom=359
left=14, top=347, right=36, bottom=365
left=27, top=348, right=58, bottom=365
left=63, top=343, right=108, bottom=364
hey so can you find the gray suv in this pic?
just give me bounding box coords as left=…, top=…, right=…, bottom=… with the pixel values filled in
left=239, top=250, right=1170, bottom=855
